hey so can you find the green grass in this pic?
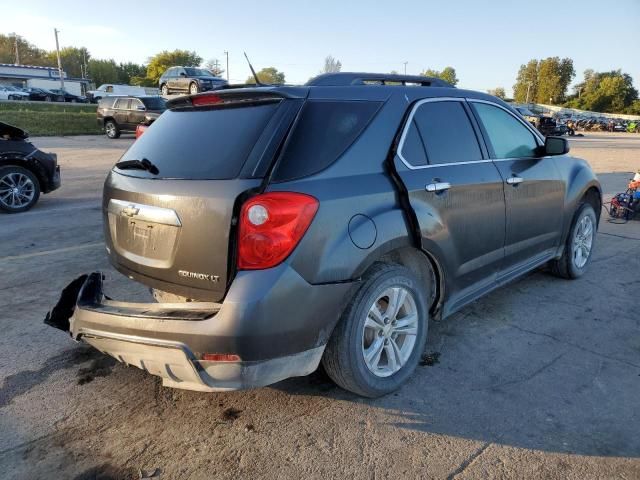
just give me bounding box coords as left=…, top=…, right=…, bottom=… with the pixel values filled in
left=0, top=102, right=100, bottom=136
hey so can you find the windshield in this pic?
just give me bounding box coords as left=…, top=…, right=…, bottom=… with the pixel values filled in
left=141, top=97, right=166, bottom=110
left=116, top=102, right=280, bottom=179
left=184, top=68, right=213, bottom=77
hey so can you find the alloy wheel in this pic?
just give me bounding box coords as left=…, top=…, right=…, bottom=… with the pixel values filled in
left=572, top=214, right=594, bottom=268
left=362, top=286, right=419, bottom=378
left=0, top=172, right=36, bottom=210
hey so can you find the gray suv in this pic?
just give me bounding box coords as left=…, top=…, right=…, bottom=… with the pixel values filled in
left=159, top=66, right=227, bottom=96
left=46, top=73, right=602, bottom=398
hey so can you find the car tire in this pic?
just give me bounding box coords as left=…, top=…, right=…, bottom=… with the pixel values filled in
left=322, top=263, right=429, bottom=398
left=549, top=203, right=597, bottom=279
left=161, top=84, right=168, bottom=96
left=189, top=82, right=199, bottom=95
left=0, top=165, right=41, bottom=213
left=104, top=120, right=120, bottom=139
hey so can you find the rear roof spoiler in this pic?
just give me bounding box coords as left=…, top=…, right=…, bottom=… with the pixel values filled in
left=306, top=72, right=454, bottom=88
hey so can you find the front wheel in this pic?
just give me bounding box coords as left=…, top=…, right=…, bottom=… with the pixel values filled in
left=189, top=82, right=199, bottom=95
left=549, top=203, right=597, bottom=279
left=322, top=264, right=429, bottom=398
left=161, top=84, right=168, bottom=96
left=0, top=166, right=41, bottom=213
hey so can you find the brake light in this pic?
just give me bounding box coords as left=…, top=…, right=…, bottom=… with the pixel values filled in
left=238, top=192, right=319, bottom=270
left=135, top=124, right=147, bottom=139
left=191, top=94, right=222, bottom=106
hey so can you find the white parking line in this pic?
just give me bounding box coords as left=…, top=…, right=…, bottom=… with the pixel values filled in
left=0, top=242, right=104, bottom=262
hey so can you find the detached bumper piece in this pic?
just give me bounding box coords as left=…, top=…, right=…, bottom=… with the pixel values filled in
left=44, top=272, right=324, bottom=392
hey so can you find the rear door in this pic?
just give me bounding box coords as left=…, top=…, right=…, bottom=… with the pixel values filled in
left=394, top=98, right=506, bottom=310
left=113, top=98, right=130, bottom=127
left=469, top=100, right=565, bottom=277
left=104, top=95, right=301, bottom=301
left=127, top=98, right=146, bottom=127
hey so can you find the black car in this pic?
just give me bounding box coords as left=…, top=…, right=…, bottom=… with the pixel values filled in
left=97, top=96, right=166, bottom=139
left=48, top=89, right=88, bottom=103
left=0, top=122, right=61, bottom=213
left=159, top=66, right=227, bottom=95
left=47, top=73, right=601, bottom=397
left=22, top=87, right=61, bottom=102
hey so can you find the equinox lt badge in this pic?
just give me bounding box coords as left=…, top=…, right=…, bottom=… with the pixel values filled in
left=178, top=270, right=220, bottom=283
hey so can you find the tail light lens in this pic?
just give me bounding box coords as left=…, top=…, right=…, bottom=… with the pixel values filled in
left=238, top=192, right=319, bottom=270
left=135, top=124, right=147, bottom=139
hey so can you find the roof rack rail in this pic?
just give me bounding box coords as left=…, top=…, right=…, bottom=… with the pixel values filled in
left=306, top=72, right=454, bottom=88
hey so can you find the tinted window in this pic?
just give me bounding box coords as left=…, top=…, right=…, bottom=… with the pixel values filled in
left=412, top=101, right=482, bottom=165
left=184, top=68, right=210, bottom=77
left=117, top=103, right=280, bottom=180
left=473, top=103, right=538, bottom=158
left=400, top=120, right=428, bottom=166
left=273, top=100, right=381, bottom=181
left=141, top=97, right=166, bottom=110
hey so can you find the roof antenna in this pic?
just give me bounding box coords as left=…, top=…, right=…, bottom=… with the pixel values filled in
left=244, top=52, right=263, bottom=85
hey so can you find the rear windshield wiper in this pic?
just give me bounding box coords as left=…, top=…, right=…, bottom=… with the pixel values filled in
left=115, top=158, right=159, bottom=175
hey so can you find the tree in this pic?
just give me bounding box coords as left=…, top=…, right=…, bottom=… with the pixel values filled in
left=513, top=59, right=538, bottom=103
left=321, top=55, right=342, bottom=74
left=246, top=67, right=285, bottom=85
left=565, top=70, right=638, bottom=113
left=117, top=62, right=147, bottom=84
left=0, top=34, right=50, bottom=66
left=513, top=57, right=574, bottom=104
left=87, top=59, right=119, bottom=86
left=46, top=47, right=90, bottom=78
left=146, top=50, right=202, bottom=84
left=487, top=87, right=506, bottom=99
left=421, top=66, right=458, bottom=86
left=204, top=58, right=225, bottom=77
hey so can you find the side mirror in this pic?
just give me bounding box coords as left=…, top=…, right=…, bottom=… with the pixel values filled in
left=179, top=72, right=186, bottom=77
left=544, top=136, right=570, bottom=156
left=136, top=105, right=146, bottom=111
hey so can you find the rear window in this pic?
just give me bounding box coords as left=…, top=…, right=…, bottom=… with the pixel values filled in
left=116, top=103, right=279, bottom=179
left=272, top=100, right=381, bottom=181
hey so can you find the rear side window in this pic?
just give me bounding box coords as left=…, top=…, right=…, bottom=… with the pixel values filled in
left=116, top=103, right=280, bottom=180
left=400, top=120, right=428, bottom=166
left=473, top=103, right=539, bottom=158
left=114, top=98, right=130, bottom=110
left=272, top=100, right=381, bottom=181
left=411, top=101, right=482, bottom=165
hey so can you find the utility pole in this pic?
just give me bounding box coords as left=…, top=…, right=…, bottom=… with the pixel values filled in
left=54, top=28, right=65, bottom=90
left=224, top=51, right=229, bottom=81
left=11, top=33, right=20, bottom=65
left=403, top=61, right=408, bottom=75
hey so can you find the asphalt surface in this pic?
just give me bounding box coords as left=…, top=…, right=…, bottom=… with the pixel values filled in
left=0, top=133, right=639, bottom=479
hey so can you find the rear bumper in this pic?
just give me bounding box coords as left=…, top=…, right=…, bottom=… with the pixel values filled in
left=45, top=267, right=351, bottom=391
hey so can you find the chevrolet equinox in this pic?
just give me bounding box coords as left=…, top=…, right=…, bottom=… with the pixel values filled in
left=46, top=73, right=602, bottom=397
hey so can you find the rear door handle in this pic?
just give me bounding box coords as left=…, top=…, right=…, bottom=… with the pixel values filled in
left=426, top=182, right=451, bottom=193
left=506, top=176, right=524, bottom=185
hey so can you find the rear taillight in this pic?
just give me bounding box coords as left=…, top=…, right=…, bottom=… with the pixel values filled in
left=237, top=192, right=319, bottom=270
left=135, top=124, right=147, bottom=139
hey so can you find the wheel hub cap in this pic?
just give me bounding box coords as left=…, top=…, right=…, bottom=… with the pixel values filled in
left=362, top=286, right=419, bottom=378
left=0, top=172, right=35, bottom=209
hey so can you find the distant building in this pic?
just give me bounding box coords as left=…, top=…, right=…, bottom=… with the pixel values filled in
left=0, top=64, right=89, bottom=96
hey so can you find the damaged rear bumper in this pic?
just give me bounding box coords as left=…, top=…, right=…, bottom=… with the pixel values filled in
left=45, top=269, right=350, bottom=392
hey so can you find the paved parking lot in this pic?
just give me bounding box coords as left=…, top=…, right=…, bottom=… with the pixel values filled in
left=1, top=133, right=639, bottom=479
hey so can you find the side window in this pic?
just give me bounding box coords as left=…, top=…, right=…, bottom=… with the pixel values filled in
left=400, top=120, right=428, bottom=166
left=105, top=85, right=113, bottom=93
left=114, top=98, right=130, bottom=110
left=473, top=103, right=539, bottom=158
left=131, top=99, right=143, bottom=110
left=411, top=101, right=482, bottom=165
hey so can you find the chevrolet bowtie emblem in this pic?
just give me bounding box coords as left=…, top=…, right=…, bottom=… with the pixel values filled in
left=122, top=205, right=140, bottom=217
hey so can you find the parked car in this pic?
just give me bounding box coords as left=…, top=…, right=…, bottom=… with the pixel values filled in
left=48, top=89, right=88, bottom=103
left=159, top=66, right=227, bottom=96
left=512, top=106, right=557, bottom=136
left=46, top=73, right=602, bottom=398
left=0, top=122, right=61, bottom=213
left=97, top=96, right=166, bottom=139
left=87, top=84, right=148, bottom=103
left=21, top=87, right=61, bottom=102
left=0, top=85, right=29, bottom=101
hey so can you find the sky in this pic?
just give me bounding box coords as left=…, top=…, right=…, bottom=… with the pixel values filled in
left=2, top=0, right=639, bottom=95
